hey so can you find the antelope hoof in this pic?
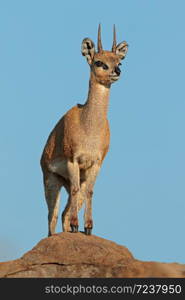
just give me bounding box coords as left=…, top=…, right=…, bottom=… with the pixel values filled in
left=85, top=227, right=92, bottom=235
left=71, top=225, right=79, bottom=233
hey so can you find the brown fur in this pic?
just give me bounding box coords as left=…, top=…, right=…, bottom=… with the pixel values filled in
left=40, top=26, right=128, bottom=236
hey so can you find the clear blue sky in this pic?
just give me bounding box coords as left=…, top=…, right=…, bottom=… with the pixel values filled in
left=0, top=0, right=185, bottom=264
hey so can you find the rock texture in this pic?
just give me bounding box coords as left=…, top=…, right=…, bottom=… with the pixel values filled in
left=0, top=232, right=185, bottom=278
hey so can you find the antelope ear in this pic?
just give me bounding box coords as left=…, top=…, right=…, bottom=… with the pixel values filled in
left=81, top=38, right=95, bottom=65
left=116, top=41, right=128, bottom=60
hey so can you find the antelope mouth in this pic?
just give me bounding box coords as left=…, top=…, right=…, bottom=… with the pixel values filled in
left=110, top=75, right=120, bottom=82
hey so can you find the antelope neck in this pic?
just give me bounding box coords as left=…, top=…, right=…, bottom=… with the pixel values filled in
left=81, top=73, right=110, bottom=131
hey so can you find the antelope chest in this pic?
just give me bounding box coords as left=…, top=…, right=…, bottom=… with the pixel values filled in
left=77, top=153, right=100, bottom=169
left=75, top=137, right=103, bottom=169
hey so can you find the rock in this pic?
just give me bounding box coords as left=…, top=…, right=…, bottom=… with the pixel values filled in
left=0, top=232, right=185, bottom=278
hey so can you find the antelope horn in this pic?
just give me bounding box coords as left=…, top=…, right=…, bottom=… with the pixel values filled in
left=112, top=24, right=117, bottom=53
left=97, top=23, right=103, bottom=52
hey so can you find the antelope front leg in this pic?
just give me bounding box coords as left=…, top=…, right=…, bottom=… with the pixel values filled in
left=82, top=163, right=100, bottom=235
left=67, top=159, right=80, bottom=233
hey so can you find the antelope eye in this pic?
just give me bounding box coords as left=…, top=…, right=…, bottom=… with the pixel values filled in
left=102, top=63, right=108, bottom=70
left=94, top=61, right=103, bottom=67
left=94, top=61, right=109, bottom=70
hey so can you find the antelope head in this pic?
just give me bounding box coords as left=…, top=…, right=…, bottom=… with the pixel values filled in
left=81, top=24, right=128, bottom=86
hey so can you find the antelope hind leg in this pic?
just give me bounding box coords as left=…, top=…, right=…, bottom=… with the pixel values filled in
left=44, top=173, right=62, bottom=236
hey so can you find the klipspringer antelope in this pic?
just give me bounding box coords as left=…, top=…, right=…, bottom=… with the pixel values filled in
left=40, top=24, right=128, bottom=236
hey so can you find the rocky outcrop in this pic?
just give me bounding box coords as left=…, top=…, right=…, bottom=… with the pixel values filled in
left=0, top=232, right=185, bottom=278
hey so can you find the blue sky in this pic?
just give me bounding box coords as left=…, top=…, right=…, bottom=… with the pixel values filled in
left=0, top=0, right=185, bottom=264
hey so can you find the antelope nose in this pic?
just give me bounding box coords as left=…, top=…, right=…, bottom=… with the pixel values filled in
left=115, top=66, right=121, bottom=76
